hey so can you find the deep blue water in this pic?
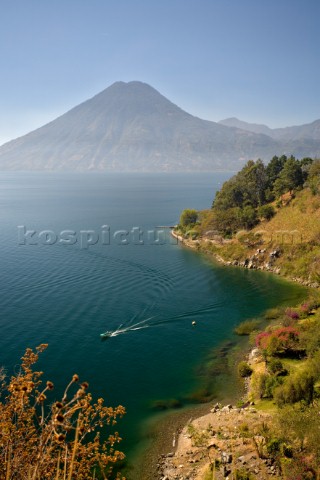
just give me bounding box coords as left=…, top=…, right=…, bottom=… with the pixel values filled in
left=0, top=172, right=306, bottom=469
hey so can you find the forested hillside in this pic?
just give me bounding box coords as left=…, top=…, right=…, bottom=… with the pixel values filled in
left=177, top=155, right=320, bottom=286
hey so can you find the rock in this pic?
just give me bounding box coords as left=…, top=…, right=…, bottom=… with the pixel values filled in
left=237, top=455, right=245, bottom=463
left=221, top=451, right=232, bottom=464
left=166, top=452, right=174, bottom=457
left=208, top=440, right=217, bottom=448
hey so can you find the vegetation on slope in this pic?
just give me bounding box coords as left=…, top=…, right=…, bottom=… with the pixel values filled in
left=240, top=292, right=320, bottom=478
left=176, top=155, right=320, bottom=286
left=174, top=155, right=320, bottom=478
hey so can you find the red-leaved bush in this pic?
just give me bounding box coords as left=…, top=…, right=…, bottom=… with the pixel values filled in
left=256, top=326, right=300, bottom=354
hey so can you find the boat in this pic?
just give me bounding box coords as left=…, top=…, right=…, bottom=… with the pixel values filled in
left=100, top=331, right=113, bottom=338
left=100, top=324, right=125, bottom=339
left=100, top=318, right=151, bottom=339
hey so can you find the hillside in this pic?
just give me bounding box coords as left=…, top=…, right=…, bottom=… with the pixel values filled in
left=175, top=156, right=320, bottom=287
left=0, top=81, right=320, bottom=171
left=172, top=157, right=320, bottom=478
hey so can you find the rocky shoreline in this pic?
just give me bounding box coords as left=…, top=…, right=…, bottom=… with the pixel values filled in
left=171, top=230, right=319, bottom=289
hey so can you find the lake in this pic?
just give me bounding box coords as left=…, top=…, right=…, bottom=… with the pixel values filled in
left=0, top=172, right=306, bottom=475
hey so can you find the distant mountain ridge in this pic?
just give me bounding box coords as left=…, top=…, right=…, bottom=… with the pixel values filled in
left=219, top=117, right=320, bottom=141
left=0, top=81, right=319, bottom=171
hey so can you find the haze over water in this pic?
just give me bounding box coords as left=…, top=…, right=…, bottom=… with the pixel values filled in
left=0, top=172, right=306, bottom=463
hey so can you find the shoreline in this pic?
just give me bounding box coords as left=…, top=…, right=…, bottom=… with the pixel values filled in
left=134, top=230, right=318, bottom=480
left=132, top=387, right=243, bottom=480
left=171, top=229, right=319, bottom=290
left=130, top=338, right=249, bottom=479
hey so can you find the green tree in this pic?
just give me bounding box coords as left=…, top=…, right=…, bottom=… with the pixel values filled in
left=238, top=205, right=258, bottom=230
left=266, top=155, right=287, bottom=189
left=273, top=157, right=303, bottom=197
left=212, top=177, right=244, bottom=210
left=258, top=204, right=276, bottom=220
left=212, top=207, right=241, bottom=235
left=307, top=159, right=320, bottom=195
left=212, top=160, right=267, bottom=211
left=241, top=159, right=267, bottom=207
left=179, top=209, right=198, bottom=227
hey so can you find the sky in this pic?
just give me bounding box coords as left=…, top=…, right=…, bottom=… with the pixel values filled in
left=0, top=0, right=319, bottom=145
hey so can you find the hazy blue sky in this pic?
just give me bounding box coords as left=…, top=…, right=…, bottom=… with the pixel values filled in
left=0, top=0, right=319, bottom=145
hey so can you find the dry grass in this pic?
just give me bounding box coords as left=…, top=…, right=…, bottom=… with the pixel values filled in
left=0, top=344, right=126, bottom=479
left=253, top=188, right=320, bottom=243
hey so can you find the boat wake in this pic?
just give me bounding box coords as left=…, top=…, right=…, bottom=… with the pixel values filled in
left=100, top=300, right=219, bottom=340
left=100, top=317, right=152, bottom=339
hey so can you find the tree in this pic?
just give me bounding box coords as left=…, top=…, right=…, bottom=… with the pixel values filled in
left=212, top=177, right=244, bottom=210
left=273, top=157, right=303, bottom=197
left=258, top=205, right=276, bottom=221
left=266, top=155, right=287, bottom=189
left=307, top=159, right=320, bottom=195
left=238, top=205, right=258, bottom=230
left=213, top=160, right=268, bottom=211
left=241, top=159, right=268, bottom=207
left=179, top=209, right=198, bottom=227
left=212, top=207, right=242, bottom=236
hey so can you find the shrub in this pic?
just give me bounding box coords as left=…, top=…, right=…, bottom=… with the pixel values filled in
left=238, top=361, right=253, bottom=378
left=0, top=345, right=126, bottom=480
left=268, top=358, right=285, bottom=375
left=255, top=326, right=300, bottom=356
left=258, top=204, right=276, bottom=220
left=251, top=373, right=269, bottom=399
left=285, top=307, right=300, bottom=320
left=274, top=371, right=315, bottom=406
left=235, top=469, right=254, bottom=480
left=264, top=307, right=284, bottom=320
left=266, top=437, right=282, bottom=455
left=180, top=209, right=198, bottom=227
left=238, top=422, right=251, bottom=438
left=234, top=319, right=260, bottom=335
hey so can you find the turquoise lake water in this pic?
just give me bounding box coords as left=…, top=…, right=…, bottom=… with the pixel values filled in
left=0, top=172, right=306, bottom=474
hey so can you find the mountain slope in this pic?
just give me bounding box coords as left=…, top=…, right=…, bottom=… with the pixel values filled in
left=0, top=81, right=319, bottom=172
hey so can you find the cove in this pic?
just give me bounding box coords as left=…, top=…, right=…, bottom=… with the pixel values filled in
left=0, top=172, right=307, bottom=476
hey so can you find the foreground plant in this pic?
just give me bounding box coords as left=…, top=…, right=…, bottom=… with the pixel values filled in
left=0, top=344, right=125, bottom=479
